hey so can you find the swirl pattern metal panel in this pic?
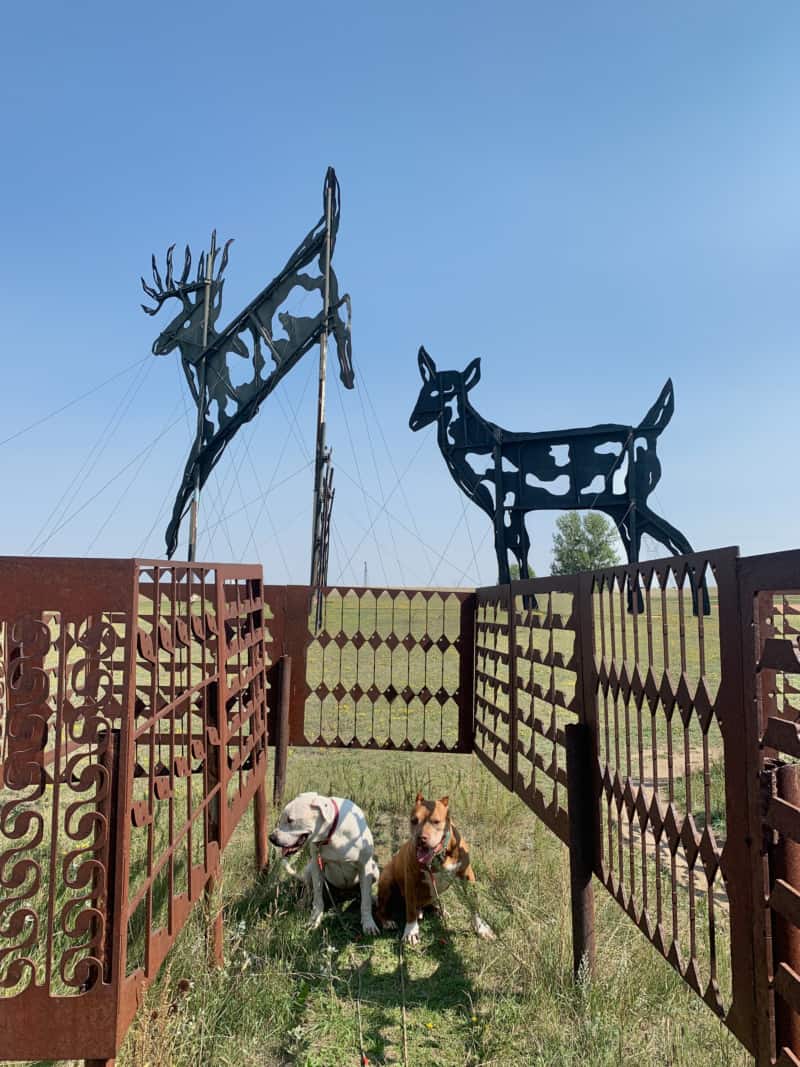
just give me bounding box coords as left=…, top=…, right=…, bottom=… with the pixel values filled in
left=0, top=558, right=269, bottom=1063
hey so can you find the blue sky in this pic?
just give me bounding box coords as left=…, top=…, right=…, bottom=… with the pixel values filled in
left=1, top=4, right=797, bottom=587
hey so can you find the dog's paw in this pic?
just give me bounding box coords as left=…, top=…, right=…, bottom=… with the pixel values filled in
left=310, top=909, right=324, bottom=930
left=402, top=920, right=420, bottom=945
left=381, top=918, right=397, bottom=930
left=362, top=915, right=380, bottom=936
left=473, top=915, right=495, bottom=940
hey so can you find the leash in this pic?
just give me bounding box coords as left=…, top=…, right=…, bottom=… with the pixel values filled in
left=354, top=957, right=369, bottom=1067
left=397, top=940, right=410, bottom=1067
left=429, top=873, right=450, bottom=935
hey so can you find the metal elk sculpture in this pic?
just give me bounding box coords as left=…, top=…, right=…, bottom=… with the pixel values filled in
left=410, top=346, right=707, bottom=610
left=142, top=167, right=353, bottom=560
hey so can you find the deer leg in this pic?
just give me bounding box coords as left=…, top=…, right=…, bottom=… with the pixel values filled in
left=609, top=509, right=643, bottom=615
left=492, top=449, right=511, bottom=585
left=494, top=519, right=511, bottom=585
left=636, top=507, right=709, bottom=615
left=512, top=512, right=537, bottom=609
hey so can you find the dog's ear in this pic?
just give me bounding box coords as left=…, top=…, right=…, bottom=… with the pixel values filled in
left=310, top=796, right=335, bottom=823
left=439, top=796, right=449, bottom=809
left=414, top=791, right=425, bottom=805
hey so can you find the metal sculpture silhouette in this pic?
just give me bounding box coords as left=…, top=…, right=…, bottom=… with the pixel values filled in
left=410, top=346, right=701, bottom=596
left=142, top=167, right=354, bottom=559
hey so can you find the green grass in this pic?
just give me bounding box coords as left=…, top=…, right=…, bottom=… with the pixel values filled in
left=107, top=749, right=748, bottom=1067
left=0, top=756, right=748, bottom=1066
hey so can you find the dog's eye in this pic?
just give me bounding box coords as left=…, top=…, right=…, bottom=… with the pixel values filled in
left=286, top=816, right=293, bottom=825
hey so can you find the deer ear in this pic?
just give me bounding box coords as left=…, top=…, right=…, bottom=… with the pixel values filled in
left=463, top=358, right=481, bottom=391
left=418, top=346, right=436, bottom=382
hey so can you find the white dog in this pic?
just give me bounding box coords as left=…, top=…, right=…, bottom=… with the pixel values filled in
left=269, top=792, right=380, bottom=936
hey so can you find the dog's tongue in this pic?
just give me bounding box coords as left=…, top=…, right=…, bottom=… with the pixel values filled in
left=416, top=845, right=434, bottom=865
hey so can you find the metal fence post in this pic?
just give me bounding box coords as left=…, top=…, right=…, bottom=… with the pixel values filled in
left=772, top=761, right=800, bottom=1058
left=507, top=582, right=519, bottom=794
left=273, top=654, right=291, bottom=806
left=565, top=721, right=596, bottom=979
left=458, top=593, right=477, bottom=754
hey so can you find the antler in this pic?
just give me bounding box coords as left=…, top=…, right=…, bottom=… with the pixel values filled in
left=141, top=237, right=234, bottom=316
left=141, top=244, right=195, bottom=315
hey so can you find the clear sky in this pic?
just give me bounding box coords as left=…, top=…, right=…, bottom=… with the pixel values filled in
left=1, top=4, right=797, bottom=587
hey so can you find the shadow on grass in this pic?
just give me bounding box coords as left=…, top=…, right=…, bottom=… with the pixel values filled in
left=226, top=857, right=488, bottom=1064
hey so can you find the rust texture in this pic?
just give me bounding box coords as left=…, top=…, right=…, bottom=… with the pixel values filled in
left=0, top=557, right=269, bottom=1063
left=6, top=549, right=800, bottom=1066
left=475, top=548, right=766, bottom=1059
left=264, top=585, right=474, bottom=753
left=474, top=577, right=584, bottom=841
left=738, top=549, right=800, bottom=1066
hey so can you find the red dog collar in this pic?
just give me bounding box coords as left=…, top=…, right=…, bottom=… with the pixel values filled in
left=317, top=799, right=340, bottom=848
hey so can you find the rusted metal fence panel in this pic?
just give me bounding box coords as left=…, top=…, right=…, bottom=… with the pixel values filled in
left=0, top=558, right=269, bottom=1064
left=477, top=548, right=762, bottom=1057
left=263, top=585, right=475, bottom=753
left=474, top=587, right=513, bottom=788
left=737, top=549, right=800, bottom=1066
left=587, top=548, right=757, bottom=1055
left=474, top=577, right=587, bottom=844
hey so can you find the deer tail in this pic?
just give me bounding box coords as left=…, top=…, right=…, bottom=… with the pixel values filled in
left=637, top=378, right=674, bottom=436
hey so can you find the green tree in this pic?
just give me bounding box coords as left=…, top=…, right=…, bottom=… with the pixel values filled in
left=508, top=562, right=535, bottom=581
left=550, top=512, right=621, bottom=575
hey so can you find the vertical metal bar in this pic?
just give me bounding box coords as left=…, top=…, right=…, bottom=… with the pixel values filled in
left=565, top=721, right=596, bottom=979
left=99, top=728, right=122, bottom=985
left=188, top=231, right=217, bottom=563
left=310, top=181, right=334, bottom=596
left=253, top=779, right=269, bottom=874
left=507, top=581, right=519, bottom=793
left=723, top=551, right=771, bottom=1060
left=773, top=761, right=800, bottom=1058
left=575, top=572, right=602, bottom=873
left=457, top=593, right=477, bottom=754
left=283, top=586, right=313, bottom=746
left=273, top=654, right=291, bottom=806
left=204, top=569, right=228, bottom=968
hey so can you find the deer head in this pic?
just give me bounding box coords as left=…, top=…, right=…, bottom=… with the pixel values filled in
left=141, top=236, right=233, bottom=357
left=409, top=346, right=481, bottom=431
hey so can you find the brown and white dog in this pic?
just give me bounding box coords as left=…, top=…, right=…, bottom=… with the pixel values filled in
left=376, top=792, right=494, bottom=944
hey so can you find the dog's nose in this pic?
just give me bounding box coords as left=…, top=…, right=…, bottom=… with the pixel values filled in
left=268, top=831, right=278, bottom=845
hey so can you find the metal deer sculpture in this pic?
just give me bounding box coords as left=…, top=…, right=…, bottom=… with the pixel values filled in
left=410, top=346, right=706, bottom=608
left=142, top=167, right=354, bottom=559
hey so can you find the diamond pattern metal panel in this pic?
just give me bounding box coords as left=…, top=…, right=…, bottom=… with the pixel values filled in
left=590, top=553, right=732, bottom=1023
left=302, top=587, right=473, bottom=751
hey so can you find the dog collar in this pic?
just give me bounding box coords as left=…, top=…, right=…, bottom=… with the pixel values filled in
left=427, top=823, right=452, bottom=869
left=317, top=799, right=340, bottom=849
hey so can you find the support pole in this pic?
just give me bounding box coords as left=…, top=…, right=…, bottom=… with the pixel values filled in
left=205, top=678, right=224, bottom=968
left=310, top=179, right=333, bottom=600
left=188, top=230, right=217, bottom=563
left=253, top=780, right=269, bottom=874
left=565, top=722, right=596, bottom=979
left=273, top=654, right=291, bottom=807
left=84, top=729, right=121, bottom=1067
